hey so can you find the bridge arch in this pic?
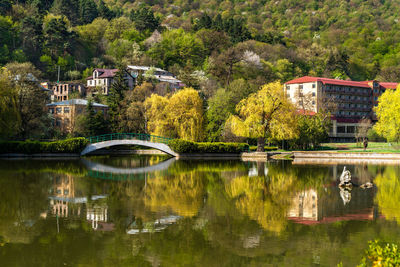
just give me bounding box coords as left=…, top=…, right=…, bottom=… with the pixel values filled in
left=81, top=133, right=178, bottom=157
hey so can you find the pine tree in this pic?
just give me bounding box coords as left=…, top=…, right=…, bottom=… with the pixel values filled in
left=98, top=0, right=114, bottom=20
left=107, top=67, right=129, bottom=132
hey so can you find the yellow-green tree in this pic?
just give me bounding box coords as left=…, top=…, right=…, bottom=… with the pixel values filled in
left=0, top=68, right=20, bottom=138
left=374, top=86, right=400, bottom=142
left=227, top=81, right=298, bottom=151
left=145, top=88, right=204, bottom=141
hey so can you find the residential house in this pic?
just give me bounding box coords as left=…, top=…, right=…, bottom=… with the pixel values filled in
left=86, top=68, right=135, bottom=95
left=46, top=99, right=108, bottom=133
left=127, top=65, right=183, bottom=89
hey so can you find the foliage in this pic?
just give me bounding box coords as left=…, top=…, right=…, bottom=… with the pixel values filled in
left=145, top=88, right=204, bottom=141
left=168, top=139, right=249, bottom=154
left=359, top=240, right=400, bottom=267
left=374, top=87, right=400, bottom=142
left=227, top=82, right=298, bottom=151
left=292, top=113, right=331, bottom=150
left=0, top=137, right=88, bottom=154
left=107, top=67, right=129, bottom=132
left=75, top=99, right=109, bottom=136
left=0, top=69, right=19, bottom=138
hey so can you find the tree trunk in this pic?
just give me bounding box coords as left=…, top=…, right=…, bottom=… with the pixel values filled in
left=257, top=137, right=265, bottom=152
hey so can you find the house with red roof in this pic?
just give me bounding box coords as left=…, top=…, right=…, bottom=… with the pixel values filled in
left=284, top=76, right=398, bottom=141
left=86, top=68, right=135, bottom=95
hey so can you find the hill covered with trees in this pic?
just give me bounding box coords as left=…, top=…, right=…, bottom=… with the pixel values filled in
left=1, top=0, right=400, bottom=84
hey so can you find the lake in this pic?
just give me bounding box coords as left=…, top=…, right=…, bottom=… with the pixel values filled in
left=0, top=155, right=399, bottom=266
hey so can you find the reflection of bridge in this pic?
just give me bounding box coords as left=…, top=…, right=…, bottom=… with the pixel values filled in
left=83, top=157, right=176, bottom=180
left=81, top=133, right=178, bottom=157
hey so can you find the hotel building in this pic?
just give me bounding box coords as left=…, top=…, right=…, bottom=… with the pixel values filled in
left=284, top=76, right=398, bottom=141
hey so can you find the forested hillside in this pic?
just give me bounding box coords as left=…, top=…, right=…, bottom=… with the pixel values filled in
left=1, top=0, right=400, bottom=84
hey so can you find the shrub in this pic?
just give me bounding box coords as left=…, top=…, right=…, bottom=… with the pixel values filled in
left=359, top=240, right=400, bottom=266
left=168, top=139, right=249, bottom=153
left=0, top=138, right=89, bottom=154
left=249, top=146, right=278, bottom=151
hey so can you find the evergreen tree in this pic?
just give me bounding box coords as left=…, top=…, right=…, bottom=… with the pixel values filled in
left=97, top=0, right=114, bottom=20
left=130, top=6, right=160, bottom=32
left=81, top=99, right=109, bottom=136
left=79, top=0, right=98, bottom=25
left=107, top=67, right=129, bottom=132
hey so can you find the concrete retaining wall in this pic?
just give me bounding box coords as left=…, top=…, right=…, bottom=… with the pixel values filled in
left=293, top=151, right=400, bottom=160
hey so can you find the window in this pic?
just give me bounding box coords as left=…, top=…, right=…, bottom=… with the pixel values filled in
left=312, top=92, right=316, bottom=97
left=286, top=85, right=290, bottom=90
left=337, top=126, right=346, bottom=133
left=64, top=107, right=70, bottom=113
left=56, top=107, right=62, bottom=114
left=49, top=108, right=54, bottom=114
left=312, top=100, right=315, bottom=105
left=312, top=83, right=316, bottom=88
left=299, top=84, right=303, bottom=89
left=64, top=189, right=69, bottom=196
left=347, top=126, right=355, bottom=133
left=55, top=119, right=61, bottom=126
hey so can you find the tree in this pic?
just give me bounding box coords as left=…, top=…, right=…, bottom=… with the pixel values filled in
left=227, top=82, right=298, bottom=151
left=78, top=0, right=98, bottom=25
left=75, top=99, right=109, bottom=136
left=107, top=67, right=129, bottom=132
left=374, top=87, right=400, bottom=142
left=0, top=69, right=20, bottom=139
left=293, top=113, right=330, bottom=150
left=145, top=88, right=204, bottom=141
left=4, top=62, right=51, bottom=139
left=355, top=118, right=372, bottom=144
left=97, top=0, right=114, bottom=20
left=130, top=6, right=160, bottom=32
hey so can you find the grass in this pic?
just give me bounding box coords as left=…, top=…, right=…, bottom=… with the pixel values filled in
left=318, top=142, right=400, bottom=153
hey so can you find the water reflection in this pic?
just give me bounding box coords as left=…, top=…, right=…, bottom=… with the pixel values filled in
left=0, top=157, right=400, bottom=266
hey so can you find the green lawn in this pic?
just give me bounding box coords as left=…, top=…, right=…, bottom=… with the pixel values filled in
left=319, top=142, right=400, bottom=153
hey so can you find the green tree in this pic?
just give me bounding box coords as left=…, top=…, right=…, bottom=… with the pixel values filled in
left=0, top=69, right=20, bottom=139
left=5, top=62, right=51, bottom=139
left=107, top=67, right=129, bottom=132
left=97, top=0, right=114, bottom=20
left=227, top=82, right=298, bottom=151
left=130, top=6, right=160, bottom=32
left=76, top=99, right=109, bottom=136
left=78, top=0, right=98, bottom=25
left=293, top=113, right=330, bottom=150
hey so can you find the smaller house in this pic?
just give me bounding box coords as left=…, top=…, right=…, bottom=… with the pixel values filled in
left=52, top=82, right=86, bottom=101
left=127, top=65, right=184, bottom=89
left=47, top=99, right=108, bottom=133
left=86, top=68, right=134, bottom=96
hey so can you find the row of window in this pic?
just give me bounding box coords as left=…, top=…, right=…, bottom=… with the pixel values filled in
left=326, top=94, right=370, bottom=101
left=55, top=118, right=70, bottom=127
left=336, top=111, right=369, bottom=117
left=49, top=107, right=70, bottom=114
left=338, top=103, right=370, bottom=109
left=325, top=86, right=370, bottom=94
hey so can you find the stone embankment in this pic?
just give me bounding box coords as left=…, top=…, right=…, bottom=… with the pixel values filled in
left=293, top=151, right=400, bottom=164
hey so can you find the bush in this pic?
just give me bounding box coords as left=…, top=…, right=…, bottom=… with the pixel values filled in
left=168, top=139, right=249, bottom=153
left=359, top=240, right=400, bottom=266
left=249, top=146, right=278, bottom=151
left=0, top=138, right=89, bottom=154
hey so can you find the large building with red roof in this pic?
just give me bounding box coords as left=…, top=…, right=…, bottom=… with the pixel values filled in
left=284, top=76, right=398, bottom=141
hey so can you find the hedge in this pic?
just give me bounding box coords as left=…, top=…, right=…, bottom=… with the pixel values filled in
left=168, top=139, right=249, bottom=153
left=249, top=146, right=278, bottom=151
left=0, top=138, right=89, bottom=154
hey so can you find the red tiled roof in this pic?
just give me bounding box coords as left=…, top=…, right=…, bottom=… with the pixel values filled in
left=379, top=82, right=398, bottom=89
left=285, top=76, right=371, bottom=88
left=296, top=109, right=317, bottom=116
left=96, top=68, right=118, bottom=78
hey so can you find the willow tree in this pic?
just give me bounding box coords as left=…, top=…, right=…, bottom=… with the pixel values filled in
left=227, top=81, right=298, bottom=151
left=0, top=69, right=20, bottom=139
left=145, top=88, right=204, bottom=141
left=374, top=86, right=400, bottom=142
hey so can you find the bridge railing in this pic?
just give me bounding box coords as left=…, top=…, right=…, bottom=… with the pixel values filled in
left=87, top=133, right=172, bottom=144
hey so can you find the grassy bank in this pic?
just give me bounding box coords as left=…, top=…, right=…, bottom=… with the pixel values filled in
left=320, top=142, right=400, bottom=153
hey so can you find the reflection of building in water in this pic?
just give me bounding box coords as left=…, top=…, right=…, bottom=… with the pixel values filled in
left=86, top=203, right=113, bottom=231
left=288, top=187, right=376, bottom=224
left=50, top=174, right=81, bottom=218
left=49, top=174, right=109, bottom=231
left=288, top=189, right=320, bottom=221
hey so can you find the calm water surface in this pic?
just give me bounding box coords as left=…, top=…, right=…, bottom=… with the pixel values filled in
left=1, top=155, right=400, bottom=266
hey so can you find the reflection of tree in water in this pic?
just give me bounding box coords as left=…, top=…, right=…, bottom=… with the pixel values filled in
left=375, top=166, right=400, bottom=224
left=144, top=171, right=205, bottom=217
left=225, top=171, right=297, bottom=234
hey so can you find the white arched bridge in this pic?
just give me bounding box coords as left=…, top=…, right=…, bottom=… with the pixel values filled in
left=81, top=133, right=178, bottom=157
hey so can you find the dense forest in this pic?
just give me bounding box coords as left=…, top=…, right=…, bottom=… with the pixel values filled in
left=1, top=0, right=400, bottom=84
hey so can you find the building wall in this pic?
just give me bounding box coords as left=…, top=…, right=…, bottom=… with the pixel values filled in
left=48, top=104, right=108, bottom=133
left=52, top=83, right=85, bottom=101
